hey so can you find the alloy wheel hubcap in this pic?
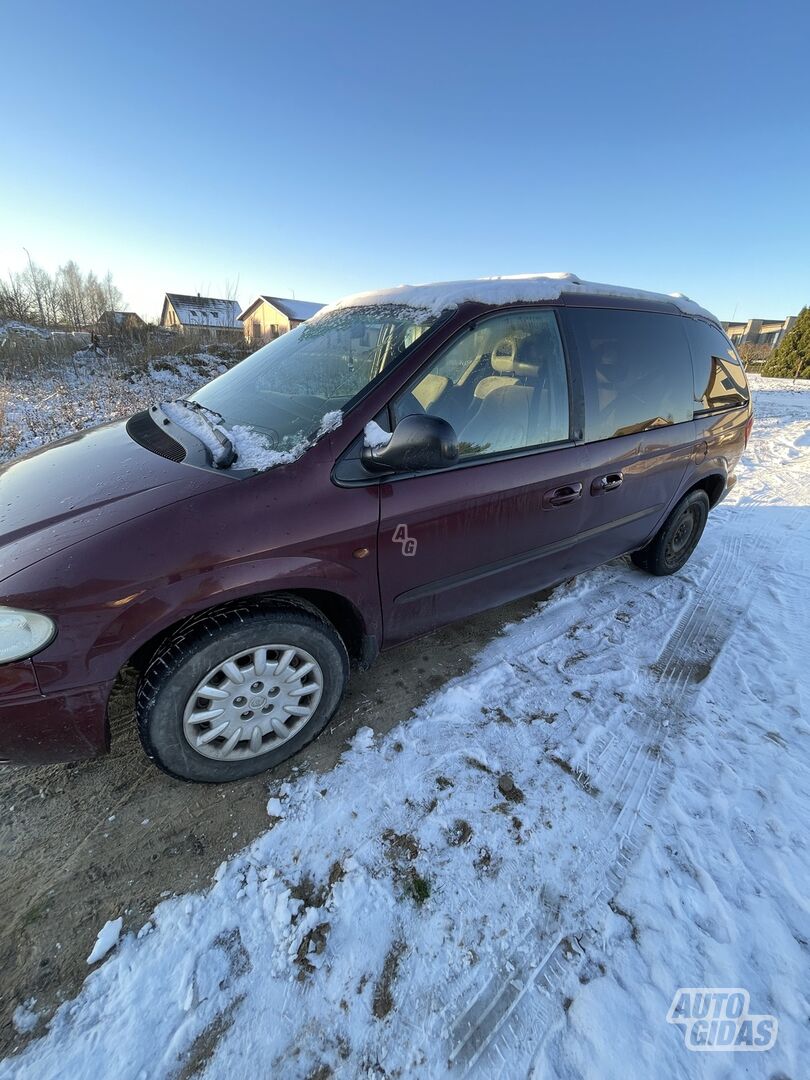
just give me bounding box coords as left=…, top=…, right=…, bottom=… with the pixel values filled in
left=182, top=644, right=323, bottom=761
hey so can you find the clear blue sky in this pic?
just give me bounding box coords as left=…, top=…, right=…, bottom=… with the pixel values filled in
left=1, top=0, right=807, bottom=322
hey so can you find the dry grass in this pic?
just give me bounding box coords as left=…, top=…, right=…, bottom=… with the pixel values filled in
left=0, top=352, right=230, bottom=464
left=0, top=322, right=251, bottom=380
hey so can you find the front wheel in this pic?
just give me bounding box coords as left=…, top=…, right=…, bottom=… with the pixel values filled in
left=136, top=603, right=349, bottom=782
left=630, top=489, right=710, bottom=577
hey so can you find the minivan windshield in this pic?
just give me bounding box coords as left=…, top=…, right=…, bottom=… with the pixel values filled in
left=188, top=304, right=443, bottom=463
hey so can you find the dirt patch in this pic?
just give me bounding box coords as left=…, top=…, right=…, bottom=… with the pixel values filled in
left=328, top=860, right=345, bottom=887
left=483, top=706, right=513, bottom=725
left=465, top=756, right=494, bottom=774
left=176, top=994, right=245, bottom=1080
left=382, top=829, right=420, bottom=862
left=290, top=874, right=329, bottom=910
left=497, top=773, right=524, bottom=803
left=0, top=590, right=549, bottom=1054
left=608, top=898, right=640, bottom=944
left=563, top=651, right=587, bottom=669
left=372, top=941, right=406, bottom=1019
left=212, top=927, right=252, bottom=983
left=578, top=959, right=607, bottom=985
left=547, top=754, right=601, bottom=797
left=296, top=923, right=331, bottom=979
left=306, top=1065, right=332, bottom=1080
left=473, top=846, right=497, bottom=875
left=446, top=819, right=473, bottom=847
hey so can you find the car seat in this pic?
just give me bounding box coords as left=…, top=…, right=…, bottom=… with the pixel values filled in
left=459, top=335, right=544, bottom=453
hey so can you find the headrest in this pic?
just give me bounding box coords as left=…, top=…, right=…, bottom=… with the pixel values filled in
left=491, top=337, right=517, bottom=373
left=601, top=344, right=620, bottom=365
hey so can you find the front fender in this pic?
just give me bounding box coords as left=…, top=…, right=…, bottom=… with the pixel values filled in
left=2, top=464, right=381, bottom=694
left=22, top=552, right=378, bottom=693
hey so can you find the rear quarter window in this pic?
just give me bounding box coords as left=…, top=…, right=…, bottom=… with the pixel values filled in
left=567, top=307, right=694, bottom=443
left=686, top=319, right=750, bottom=412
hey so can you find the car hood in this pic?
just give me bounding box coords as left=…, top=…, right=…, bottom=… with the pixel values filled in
left=0, top=419, right=232, bottom=584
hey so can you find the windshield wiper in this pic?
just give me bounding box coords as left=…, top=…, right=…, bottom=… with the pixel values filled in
left=174, top=397, right=226, bottom=423
left=162, top=398, right=237, bottom=469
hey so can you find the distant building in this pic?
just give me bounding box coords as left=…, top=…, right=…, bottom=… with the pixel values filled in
left=160, top=293, right=243, bottom=339
left=95, top=310, right=145, bottom=333
left=238, top=295, right=325, bottom=345
left=723, top=316, right=796, bottom=352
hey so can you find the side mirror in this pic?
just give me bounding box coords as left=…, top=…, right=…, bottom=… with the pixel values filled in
left=362, top=413, right=459, bottom=473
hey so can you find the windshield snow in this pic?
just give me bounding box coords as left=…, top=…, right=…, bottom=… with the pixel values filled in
left=188, top=304, right=441, bottom=463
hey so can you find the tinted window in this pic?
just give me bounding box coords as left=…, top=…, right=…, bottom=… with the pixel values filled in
left=392, top=309, right=569, bottom=458
left=568, top=308, right=694, bottom=443
left=686, top=319, right=750, bottom=411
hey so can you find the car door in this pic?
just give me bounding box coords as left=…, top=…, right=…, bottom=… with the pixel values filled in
left=559, top=303, right=697, bottom=567
left=375, top=307, right=593, bottom=647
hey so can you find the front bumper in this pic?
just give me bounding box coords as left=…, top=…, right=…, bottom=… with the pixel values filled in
left=0, top=662, right=110, bottom=765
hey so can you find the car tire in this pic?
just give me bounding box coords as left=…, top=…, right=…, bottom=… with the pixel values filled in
left=630, top=489, right=710, bottom=577
left=136, top=601, right=349, bottom=783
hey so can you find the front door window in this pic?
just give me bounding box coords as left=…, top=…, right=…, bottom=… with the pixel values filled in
left=391, top=309, right=570, bottom=458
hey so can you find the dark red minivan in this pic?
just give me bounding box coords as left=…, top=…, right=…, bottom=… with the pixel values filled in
left=0, top=274, right=752, bottom=781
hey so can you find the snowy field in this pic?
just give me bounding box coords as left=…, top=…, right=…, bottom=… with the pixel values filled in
left=0, top=353, right=226, bottom=463
left=2, top=376, right=809, bottom=1079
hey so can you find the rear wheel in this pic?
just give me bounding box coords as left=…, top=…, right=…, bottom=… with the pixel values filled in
left=630, top=489, right=710, bottom=577
left=136, top=603, right=349, bottom=782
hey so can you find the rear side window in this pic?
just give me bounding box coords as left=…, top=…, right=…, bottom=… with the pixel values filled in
left=568, top=308, right=694, bottom=442
left=686, top=320, right=750, bottom=412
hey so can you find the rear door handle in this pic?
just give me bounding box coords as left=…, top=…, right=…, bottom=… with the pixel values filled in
left=591, top=472, right=623, bottom=495
left=543, top=482, right=583, bottom=508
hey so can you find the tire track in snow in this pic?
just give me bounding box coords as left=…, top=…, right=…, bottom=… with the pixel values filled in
left=445, top=471, right=809, bottom=1076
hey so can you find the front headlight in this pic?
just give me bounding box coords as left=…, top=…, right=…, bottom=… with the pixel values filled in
left=0, top=607, right=57, bottom=664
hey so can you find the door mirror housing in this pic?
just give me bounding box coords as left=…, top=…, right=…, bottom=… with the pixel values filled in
left=362, top=413, right=459, bottom=474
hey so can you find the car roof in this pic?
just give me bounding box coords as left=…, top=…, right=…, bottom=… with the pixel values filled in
left=325, top=273, right=719, bottom=325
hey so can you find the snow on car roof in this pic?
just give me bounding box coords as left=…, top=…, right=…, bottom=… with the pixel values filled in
left=325, top=273, right=718, bottom=323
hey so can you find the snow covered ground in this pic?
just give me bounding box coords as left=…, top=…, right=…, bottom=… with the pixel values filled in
left=0, top=354, right=226, bottom=464
left=0, top=346, right=339, bottom=473
left=3, top=376, right=809, bottom=1079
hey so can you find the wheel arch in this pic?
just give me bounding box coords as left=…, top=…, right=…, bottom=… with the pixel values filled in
left=127, top=587, right=377, bottom=682
left=686, top=472, right=726, bottom=508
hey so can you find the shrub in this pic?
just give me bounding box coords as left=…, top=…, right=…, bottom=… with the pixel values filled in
left=761, top=307, right=810, bottom=379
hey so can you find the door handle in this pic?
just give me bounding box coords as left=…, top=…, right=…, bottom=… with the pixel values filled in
left=591, top=472, right=623, bottom=495
left=543, top=482, right=583, bottom=508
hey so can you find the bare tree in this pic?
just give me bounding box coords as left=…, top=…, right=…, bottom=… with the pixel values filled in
left=56, top=261, right=89, bottom=328
left=102, top=271, right=123, bottom=314
left=22, top=256, right=59, bottom=326
left=223, top=275, right=241, bottom=327
left=1, top=255, right=125, bottom=329
left=0, top=271, right=32, bottom=322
